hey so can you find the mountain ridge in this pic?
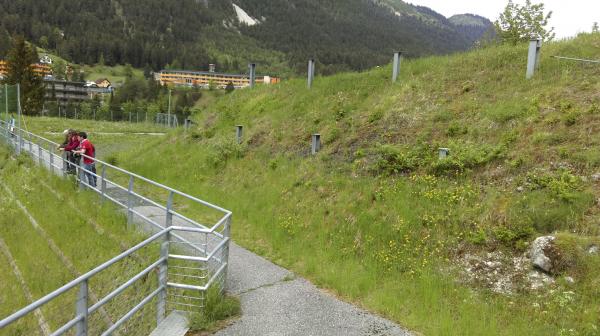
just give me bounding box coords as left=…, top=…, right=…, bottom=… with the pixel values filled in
left=0, top=0, right=492, bottom=75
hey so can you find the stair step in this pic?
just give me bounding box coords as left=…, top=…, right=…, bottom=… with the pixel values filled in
left=149, top=311, right=189, bottom=336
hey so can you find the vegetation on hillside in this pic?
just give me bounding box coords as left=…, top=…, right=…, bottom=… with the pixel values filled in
left=95, top=33, right=600, bottom=335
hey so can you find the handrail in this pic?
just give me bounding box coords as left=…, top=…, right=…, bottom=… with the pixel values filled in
left=3, top=120, right=232, bottom=216
left=0, top=119, right=232, bottom=335
left=552, top=55, right=600, bottom=64
left=0, top=228, right=169, bottom=328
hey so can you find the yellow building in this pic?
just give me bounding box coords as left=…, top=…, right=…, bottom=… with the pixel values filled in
left=0, top=60, right=52, bottom=78
left=158, top=69, right=280, bottom=89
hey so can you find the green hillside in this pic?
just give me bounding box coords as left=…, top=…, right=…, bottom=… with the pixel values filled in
left=25, top=33, right=600, bottom=334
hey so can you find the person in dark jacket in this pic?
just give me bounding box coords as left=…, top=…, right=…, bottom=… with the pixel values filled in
left=59, top=130, right=80, bottom=174
left=72, top=132, right=96, bottom=187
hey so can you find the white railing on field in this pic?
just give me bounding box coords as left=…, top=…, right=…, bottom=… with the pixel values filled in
left=0, top=119, right=232, bottom=335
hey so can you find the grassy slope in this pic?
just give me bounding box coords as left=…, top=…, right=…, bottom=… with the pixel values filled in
left=0, top=145, right=159, bottom=334
left=63, top=34, right=600, bottom=334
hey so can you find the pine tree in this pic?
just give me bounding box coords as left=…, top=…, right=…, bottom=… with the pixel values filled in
left=3, top=36, right=45, bottom=116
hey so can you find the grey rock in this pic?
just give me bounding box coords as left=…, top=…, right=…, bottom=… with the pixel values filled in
left=592, top=173, right=600, bottom=181
left=588, top=245, right=599, bottom=255
left=516, top=186, right=525, bottom=193
left=564, top=276, right=575, bottom=284
left=529, top=236, right=556, bottom=273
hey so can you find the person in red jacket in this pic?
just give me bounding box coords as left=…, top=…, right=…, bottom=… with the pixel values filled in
left=58, top=130, right=80, bottom=174
left=72, top=132, right=96, bottom=188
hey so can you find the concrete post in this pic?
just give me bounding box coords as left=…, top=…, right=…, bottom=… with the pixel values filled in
left=236, top=125, right=243, bottom=144
left=249, top=63, right=256, bottom=88
left=392, top=51, right=403, bottom=83
left=526, top=38, right=542, bottom=79
left=307, top=59, right=315, bottom=88
left=439, top=148, right=450, bottom=160
left=311, top=134, right=321, bottom=155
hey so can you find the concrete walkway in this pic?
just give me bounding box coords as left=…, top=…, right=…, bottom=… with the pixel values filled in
left=218, top=243, right=411, bottom=336
left=10, top=134, right=412, bottom=336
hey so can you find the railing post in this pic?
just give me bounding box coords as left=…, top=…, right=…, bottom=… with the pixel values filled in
left=166, top=191, right=174, bottom=228
left=48, top=143, right=54, bottom=174
left=37, top=140, right=42, bottom=166
left=157, top=232, right=169, bottom=326
left=127, top=175, right=134, bottom=228
left=75, top=279, right=88, bottom=336
left=77, top=157, right=84, bottom=190
left=100, top=165, right=107, bottom=204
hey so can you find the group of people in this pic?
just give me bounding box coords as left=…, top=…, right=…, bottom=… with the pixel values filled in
left=57, top=129, right=97, bottom=188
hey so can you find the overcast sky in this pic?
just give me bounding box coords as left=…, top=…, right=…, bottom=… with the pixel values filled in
left=407, top=0, right=599, bottom=38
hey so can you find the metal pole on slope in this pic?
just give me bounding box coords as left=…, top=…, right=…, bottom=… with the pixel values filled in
left=392, top=51, right=403, bottom=83
left=526, top=38, right=542, bottom=79
left=307, top=59, right=315, bottom=89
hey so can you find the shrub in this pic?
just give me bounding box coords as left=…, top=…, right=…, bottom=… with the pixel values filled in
left=429, top=143, right=505, bottom=175
left=446, top=122, right=468, bottom=137
left=206, top=139, right=246, bottom=168
left=372, top=144, right=423, bottom=175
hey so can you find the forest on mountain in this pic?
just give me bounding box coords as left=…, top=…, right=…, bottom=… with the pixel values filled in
left=0, top=0, right=492, bottom=75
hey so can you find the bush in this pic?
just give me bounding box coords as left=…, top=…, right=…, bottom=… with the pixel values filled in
left=372, top=144, right=424, bottom=175
left=429, top=143, right=505, bottom=175
left=206, top=138, right=246, bottom=168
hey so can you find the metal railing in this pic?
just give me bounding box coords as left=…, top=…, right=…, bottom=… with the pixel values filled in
left=0, top=119, right=232, bottom=335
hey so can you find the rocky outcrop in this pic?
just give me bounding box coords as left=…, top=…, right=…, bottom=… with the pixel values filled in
left=529, top=236, right=556, bottom=273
